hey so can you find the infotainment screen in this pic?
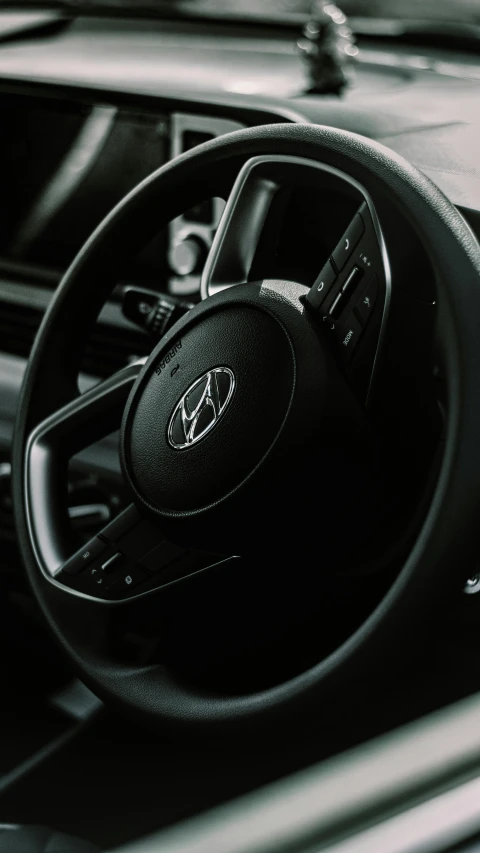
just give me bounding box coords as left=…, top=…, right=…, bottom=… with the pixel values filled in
left=0, top=92, right=88, bottom=259
left=0, top=92, right=169, bottom=278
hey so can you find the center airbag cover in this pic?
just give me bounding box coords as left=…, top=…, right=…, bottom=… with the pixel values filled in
left=123, top=304, right=295, bottom=515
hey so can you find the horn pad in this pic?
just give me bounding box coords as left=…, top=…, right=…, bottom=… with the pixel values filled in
left=120, top=281, right=374, bottom=555
left=121, top=299, right=295, bottom=516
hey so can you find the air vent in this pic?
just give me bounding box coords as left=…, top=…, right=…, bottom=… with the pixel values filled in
left=83, top=323, right=151, bottom=378
left=0, top=299, right=151, bottom=378
left=0, top=460, right=14, bottom=542
left=0, top=300, right=40, bottom=359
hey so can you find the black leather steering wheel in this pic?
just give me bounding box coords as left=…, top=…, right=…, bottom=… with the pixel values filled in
left=12, top=123, right=480, bottom=729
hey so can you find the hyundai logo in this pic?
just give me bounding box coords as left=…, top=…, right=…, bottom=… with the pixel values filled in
left=167, top=367, right=235, bottom=450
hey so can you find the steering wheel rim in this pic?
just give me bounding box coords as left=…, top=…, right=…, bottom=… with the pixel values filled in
left=12, top=122, right=480, bottom=729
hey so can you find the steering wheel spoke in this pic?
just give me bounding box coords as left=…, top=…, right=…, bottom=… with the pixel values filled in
left=304, top=201, right=390, bottom=404
left=57, top=502, right=227, bottom=602
left=26, top=354, right=232, bottom=602
left=25, top=359, right=145, bottom=578
left=202, top=154, right=390, bottom=404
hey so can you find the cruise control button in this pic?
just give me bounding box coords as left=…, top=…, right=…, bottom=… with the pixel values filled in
left=355, top=275, right=379, bottom=326
left=100, top=552, right=125, bottom=575
left=307, top=261, right=337, bottom=310
left=332, top=214, right=364, bottom=272
left=105, top=565, right=148, bottom=599
left=63, top=537, right=107, bottom=575
left=335, top=313, right=362, bottom=362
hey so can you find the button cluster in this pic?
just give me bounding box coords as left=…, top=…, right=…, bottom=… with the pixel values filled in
left=60, top=504, right=189, bottom=599
left=307, top=212, right=365, bottom=313
left=306, top=205, right=382, bottom=370
left=84, top=550, right=147, bottom=599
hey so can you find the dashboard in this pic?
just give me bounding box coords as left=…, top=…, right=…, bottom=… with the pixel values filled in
left=2, top=10, right=480, bottom=563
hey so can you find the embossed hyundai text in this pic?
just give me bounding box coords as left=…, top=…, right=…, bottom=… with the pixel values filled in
left=167, top=368, right=235, bottom=449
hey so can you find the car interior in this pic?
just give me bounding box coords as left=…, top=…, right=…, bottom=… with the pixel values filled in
left=2, top=1, right=480, bottom=851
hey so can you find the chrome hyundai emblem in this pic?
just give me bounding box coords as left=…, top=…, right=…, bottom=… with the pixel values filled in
left=167, top=367, right=235, bottom=450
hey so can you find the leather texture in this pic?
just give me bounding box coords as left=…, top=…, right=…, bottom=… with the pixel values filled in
left=120, top=279, right=372, bottom=555
left=12, top=122, right=480, bottom=728
left=0, top=825, right=98, bottom=853
left=125, top=301, right=295, bottom=514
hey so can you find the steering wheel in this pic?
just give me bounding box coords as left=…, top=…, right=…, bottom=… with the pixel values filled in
left=12, top=124, right=480, bottom=729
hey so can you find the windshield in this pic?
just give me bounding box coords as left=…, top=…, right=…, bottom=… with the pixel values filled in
left=343, top=0, right=479, bottom=21
left=1, top=0, right=479, bottom=27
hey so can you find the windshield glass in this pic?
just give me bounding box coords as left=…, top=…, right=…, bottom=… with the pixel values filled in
left=341, top=0, right=480, bottom=24
left=1, top=0, right=479, bottom=27
left=344, top=0, right=477, bottom=18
